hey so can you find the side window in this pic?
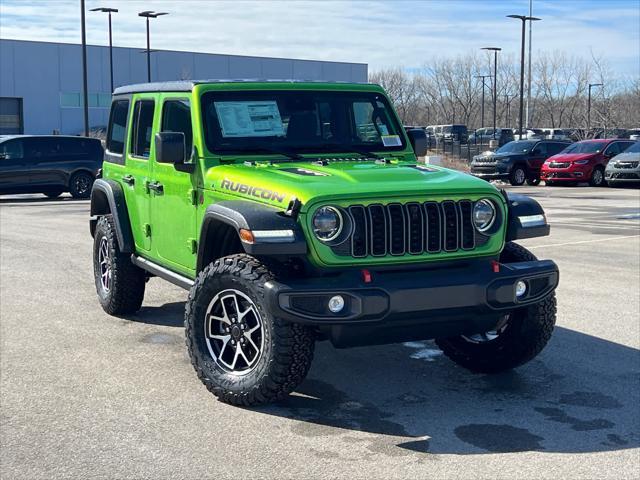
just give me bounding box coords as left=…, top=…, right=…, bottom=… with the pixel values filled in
left=106, top=100, right=129, bottom=154
left=534, top=143, right=547, bottom=155
left=0, top=139, right=24, bottom=159
left=130, top=100, right=155, bottom=158
left=161, top=99, right=193, bottom=156
left=604, top=142, right=620, bottom=157
left=548, top=143, right=565, bottom=155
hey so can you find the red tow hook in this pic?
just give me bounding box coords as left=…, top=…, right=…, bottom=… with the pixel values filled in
left=491, top=260, right=500, bottom=273
left=361, top=269, right=372, bottom=283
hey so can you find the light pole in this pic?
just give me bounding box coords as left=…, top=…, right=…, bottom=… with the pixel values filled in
left=587, top=83, right=603, bottom=135
left=138, top=11, right=168, bottom=83
left=526, top=0, right=534, bottom=128
left=80, top=0, right=89, bottom=137
left=474, top=74, right=492, bottom=128
left=507, top=14, right=541, bottom=140
left=90, top=7, right=119, bottom=93
left=481, top=47, right=501, bottom=139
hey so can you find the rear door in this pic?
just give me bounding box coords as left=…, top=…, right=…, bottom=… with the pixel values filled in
left=0, top=138, right=28, bottom=192
left=123, top=96, right=156, bottom=252
left=148, top=95, right=198, bottom=273
left=528, top=141, right=548, bottom=172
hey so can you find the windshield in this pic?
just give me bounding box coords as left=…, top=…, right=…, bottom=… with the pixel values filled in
left=496, top=140, right=537, bottom=154
left=201, top=90, right=406, bottom=156
left=621, top=142, right=640, bottom=153
left=560, top=142, right=604, bottom=154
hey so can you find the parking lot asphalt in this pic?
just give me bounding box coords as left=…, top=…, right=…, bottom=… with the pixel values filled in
left=1, top=185, right=639, bottom=480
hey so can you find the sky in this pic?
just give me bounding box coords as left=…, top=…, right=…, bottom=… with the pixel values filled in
left=1, top=0, right=638, bottom=77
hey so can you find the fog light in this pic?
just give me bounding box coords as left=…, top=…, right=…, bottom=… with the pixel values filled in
left=515, top=281, right=527, bottom=298
left=328, top=295, right=345, bottom=313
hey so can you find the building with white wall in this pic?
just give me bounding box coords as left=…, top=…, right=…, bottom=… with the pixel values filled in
left=0, top=39, right=368, bottom=135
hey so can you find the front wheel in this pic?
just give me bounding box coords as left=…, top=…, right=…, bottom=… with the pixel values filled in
left=509, top=166, right=527, bottom=186
left=185, top=254, right=315, bottom=406
left=436, top=242, right=556, bottom=373
left=589, top=167, right=606, bottom=187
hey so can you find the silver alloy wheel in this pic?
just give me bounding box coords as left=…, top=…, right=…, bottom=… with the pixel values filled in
left=592, top=169, right=603, bottom=185
left=205, top=289, right=264, bottom=375
left=462, top=315, right=509, bottom=344
left=98, top=237, right=112, bottom=292
left=75, top=174, right=91, bottom=195
left=514, top=168, right=526, bottom=185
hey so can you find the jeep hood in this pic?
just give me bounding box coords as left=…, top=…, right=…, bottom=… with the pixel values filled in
left=205, top=161, right=499, bottom=211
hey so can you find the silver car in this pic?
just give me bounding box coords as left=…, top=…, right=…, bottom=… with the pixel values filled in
left=605, top=142, right=640, bottom=186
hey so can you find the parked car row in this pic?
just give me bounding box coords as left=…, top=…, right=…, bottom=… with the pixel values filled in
left=471, top=138, right=638, bottom=187
left=0, top=135, right=103, bottom=198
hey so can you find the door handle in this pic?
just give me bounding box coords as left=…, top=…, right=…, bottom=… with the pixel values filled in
left=122, top=175, right=135, bottom=186
left=147, top=181, right=164, bottom=194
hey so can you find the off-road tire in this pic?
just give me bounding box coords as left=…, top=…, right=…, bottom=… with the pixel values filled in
left=44, top=190, right=64, bottom=198
left=509, top=166, right=527, bottom=186
left=436, top=242, right=556, bottom=373
left=589, top=167, right=606, bottom=187
left=69, top=171, right=94, bottom=198
left=93, top=215, right=146, bottom=315
left=185, top=254, right=315, bottom=406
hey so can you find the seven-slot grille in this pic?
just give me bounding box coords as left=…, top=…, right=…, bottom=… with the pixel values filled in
left=346, top=200, right=477, bottom=258
left=474, top=156, right=497, bottom=164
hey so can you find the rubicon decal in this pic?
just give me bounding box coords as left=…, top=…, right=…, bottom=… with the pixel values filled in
left=220, top=179, right=286, bottom=203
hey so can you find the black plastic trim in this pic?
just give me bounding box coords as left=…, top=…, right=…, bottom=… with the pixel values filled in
left=503, top=191, right=551, bottom=241
left=89, top=178, right=134, bottom=253
left=197, top=200, right=307, bottom=271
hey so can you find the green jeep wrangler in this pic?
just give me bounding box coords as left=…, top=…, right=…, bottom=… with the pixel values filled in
left=90, top=80, right=558, bottom=406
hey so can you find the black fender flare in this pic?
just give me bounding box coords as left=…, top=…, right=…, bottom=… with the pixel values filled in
left=197, top=201, right=307, bottom=272
left=89, top=179, right=135, bottom=253
left=502, top=191, right=550, bottom=241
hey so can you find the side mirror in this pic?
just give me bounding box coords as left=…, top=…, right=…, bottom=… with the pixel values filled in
left=406, top=128, right=428, bottom=157
left=155, top=132, right=185, bottom=164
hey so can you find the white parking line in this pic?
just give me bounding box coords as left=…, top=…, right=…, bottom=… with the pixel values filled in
left=528, top=234, right=640, bottom=249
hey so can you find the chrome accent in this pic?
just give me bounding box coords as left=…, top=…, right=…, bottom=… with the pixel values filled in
left=205, top=289, right=264, bottom=375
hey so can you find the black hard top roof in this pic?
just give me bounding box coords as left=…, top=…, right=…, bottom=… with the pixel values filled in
left=113, top=79, right=371, bottom=95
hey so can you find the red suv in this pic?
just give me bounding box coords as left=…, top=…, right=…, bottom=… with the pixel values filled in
left=541, top=139, right=634, bottom=186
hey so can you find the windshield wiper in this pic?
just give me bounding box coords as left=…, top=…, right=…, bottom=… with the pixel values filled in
left=249, top=147, right=304, bottom=162
left=312, top=143, right=382, bottom=159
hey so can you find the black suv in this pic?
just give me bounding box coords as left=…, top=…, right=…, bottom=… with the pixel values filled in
left=470, top=139, right=570, bottom=186
left=0, top=135, right=103, bottom=198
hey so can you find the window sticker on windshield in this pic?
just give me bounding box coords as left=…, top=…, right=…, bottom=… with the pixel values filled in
left=214, top=101, right=285, bottom=138
left=381, top=135, right=401, bottom=147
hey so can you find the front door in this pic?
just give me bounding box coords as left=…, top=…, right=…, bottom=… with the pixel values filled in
left=528, top=142, right=548, bottom=173
left=123, top=96, right=155, bottom=252
left=0, top=138, right=28, bottom=192
left=149, top=95, right=197, bottom=273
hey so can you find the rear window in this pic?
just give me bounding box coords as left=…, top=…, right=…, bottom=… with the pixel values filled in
left=107, top=100, right=129, bottom=154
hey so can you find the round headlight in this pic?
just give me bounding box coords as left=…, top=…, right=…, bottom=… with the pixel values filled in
left=312, top=206, right=343, bottom=242
left=473, top=199, right=496, bottom=232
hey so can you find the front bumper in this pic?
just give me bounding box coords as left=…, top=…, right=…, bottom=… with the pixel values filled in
left=541, top=166, right=589, bottom=181
left=265, top=258, right=559, bottom=347
left=470, top=163, right=510, bottom=180
left=605, top=169, right=640, bottom=183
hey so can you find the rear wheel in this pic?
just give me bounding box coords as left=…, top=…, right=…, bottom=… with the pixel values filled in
left=589, top=167, right=605, bottom=187
left=509, top=166, right=527, bottom=186
left=69, top=171, right=94, bottom=198
left=185, top=254, right=315, bottom=406
left=436, top=242, right=556, bottom=373
left=93, top=215, right=146, bottom=315
left=526, top=176, right=541, bottom=186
